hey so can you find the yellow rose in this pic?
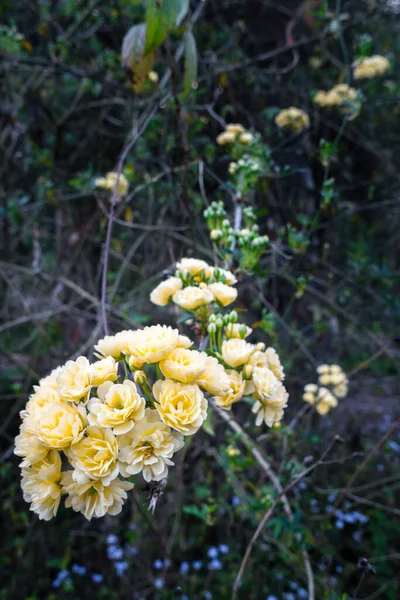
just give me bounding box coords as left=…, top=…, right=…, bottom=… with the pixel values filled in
left=118, top=408, right=184, bottom=481
left=57, top=356, right=93, bottom=402
left=177, top=335, right=193, bottom=349
left=214, top=370, right=245, bottom=410
left=153, top=379, right=208, bottom=435
left=94, top=332, right=130, bottom=359
left=239, top=132, right=253, bottom=144
left=36, top=402, right=86, bottom=449
left=23, top=385, right=62, bottom=422
left=252, top=384, right=289, bottom=427
left=172, top=286, right=214, bottom=310
left=150, top=276, right=183, bottom=306
left=37, top=366, right=64, bottom=390
left=21, top=450, right=62, bottom=521
left=218, top=268, right=237, bottom=285
left=195, top=356, right=231, bottom=396
left=68, top=426, right=119, bottom=485
left=62, top=471, right=133, bottom=520
left=216, top=131, right=236, bottom=145
left=159, top=348, right=207, bottom=384
left=92, top=356, right=118, bottom=387
left=316, top=364, right=330, bottom=374
left=88, top=380, right=145, bottom=435
left=124, top=325, right=180, bottom=365
left=176, top=258, right=212, bottom=279
left=248, top=350, right=268, bottom=369
left=225, top=323, right=252, bottom=339
left=253, top=367, right=279, bottom=401
left=95, top=172, right=129, bottom=200
left=14, top=418, right=49, bottom=467
left=315, top=387, right=337, bottom=415
left=226, top=123, right=245, bottom=134
left=221, top=338, right=255, bottom=368
left=265, top=347, right=285, bottom=382
left=208, top=282, right=238, bottom=307
left=333, top=383, right=348, bottom=398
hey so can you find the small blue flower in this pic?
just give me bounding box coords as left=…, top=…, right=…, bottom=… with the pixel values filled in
left=114, top=561, right=128, bottom=577
left=297, top=588, right=308, bottom=599
left=232, top=496, right=242, bottom=506
left=180, top=561, right=190, bottom=575
left=266, top=596, right=278, bottom=600
left=328, top=492, right=337, bottom=503
left=106, top=534, right=118, bottom=545
left=52, top=570, right=72, bottom=589
left=153, top=559, right=163, bottom=570
left=92, top=573, right=104, bottom=584
left=218, top=544, right=229, bottom=554
left=154, top=577, right=164, bottom=590
left=208, top=559, right=223, bottom=571
left=289, top=581, right=298, bottom=590
left=204, top=592, right=212, bottom=600
left=192, top=560, right=203, bottom=570
left=207, top=547, right=219, bottom=559
left=335, top=519, right=344, bottom=530
left=71, top=564, right=87, bottom=576
left=336, top=565, right=343, bottom=573
left=107, top=545, right=123, bottom=561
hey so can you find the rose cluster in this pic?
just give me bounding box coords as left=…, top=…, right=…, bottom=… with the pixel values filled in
left=303, top=364, right=348, bottom=415
left=150, top=257, right=238, bottom=310
left=95, top=171, right=129, bottom=201
left=275, top=107, right=310, bottom=133
left=216, top=123, right=254, bottom=146
left=353, top=55, right=390, bottom=80
left=313, top=84, right=360, bottom=117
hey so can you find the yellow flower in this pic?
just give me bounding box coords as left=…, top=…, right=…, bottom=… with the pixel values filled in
left=195, top=356, right=231, bottom=396
left=14, top=418, right=49, bottom=467
left=333, top=382, right=348, bottom=398
left=21, top=450, right=62, bottom=521
left=226, top=123, right=245, bottom=134
left=239, top=132, right=253, bottom=144
left=176, top=258, right=212, bottom=279
left=317, top=364, right=330, bottom=374
left=217, top=268, right=237, bottom=285
left=354, top=55, right=390, bottom=79
left=252, top=366, right=279, bottom=401
left=252, top=384, right=289, bottom=427
left=214, top=370, right=245, bottom=410
left=216, top=131, right=236, bottom=145
left=172, top=286, right=214, bottom=310
left=37, top=366, right=64, bottom=390
left=62, top=472, right=133, bottom=520
left=315, top=387, right=338, bottom=415
left=221, top=338, right=255, bottom=368
left=68, top=426, right=119, bottom=485
left=159, top=348, right=207, bottom=384
left=88, top=380, right=145, bottom=435
left=265, top=347, right=285, bottom=381
left=23, top=385, right=62, bottom=422
left=225, top=323, right=252, bottom=339
left=95, top=172, right=129, bottom=200
left=36, top=402, right=86, bottom=449
left=228, top=162, right=237, bottom=175
left=150, top=276, right=183, bottom=306
left=57, top=356, right=93, bottom=402
left=92, top=356, right=118, bottom=387
left=118, top=408, right=184, bottom=481
left=177, top=335, right=193, bottom=349
left=148, top=70, right=159, bottom=83
left=125, top=325, right=180, bottom=365
left=248, top=350, right=268, bottom=369
left=153, top=379, right=207, bottom=435
left=94, top=332, right=130, bottom=359
left=208, top=282, right=238, bottom=306
left=275, top=107, right=309, bottom=133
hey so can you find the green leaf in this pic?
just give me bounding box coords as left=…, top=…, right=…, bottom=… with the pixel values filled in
left=202, top=410, right=215, bottom=436
left=175, top=0, right=189, bottom=26
left=121, top=23, right=155, bottom=92
left=182, top=31, right=197, bottom=97
left=145, top=0, right=182, bottom=55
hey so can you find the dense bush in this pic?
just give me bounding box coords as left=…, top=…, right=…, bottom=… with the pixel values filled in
left=1, top=1, right=400, bottom=599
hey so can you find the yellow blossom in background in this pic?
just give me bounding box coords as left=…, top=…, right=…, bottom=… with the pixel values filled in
left=252, top=384, right=289, bottom=427
left=95, top=172, right=129, bottom=201
left=159, top=348, right=207, bottom=384
left=239, top=132, right=253, bottom=144
left=208, top=282, right=238, bottom=306
left=195, top=356, right=231, bottom=396
left=88, top=380, right=145, bottom=434
left=21, top=450, right=63, bottom=521
left=92, top=356, right=118, bottom=387
left=222, top=338, right=255, bottom=368
left=226, top=123, right=245, bottom=133
left=217, top=131, right=237, bottom=145
left=214, top=370, right=245, bottom=410
left=148, top=70, right=159, bottom=83
left=153, top=379, right=208, bottom=435
left=68, top=426, right=119, bottom=484
left=314, top=84, right=359, bottom=117
left=62, top=471, right=133, bottom=520
left=173, top=286, right=214, bottom=310
left=36, top=402, right=86, bottom=449
left=216, top=123, right=253, bottom=146
left=228, top=162, right=237, bottom=175
left=57, top=356, right=93, bottom=403
left=118, top=408, right=184, bottom=481
left=150, top=276, right=183, bottom=306
left=354, top=55, right=390, bottom=79
left=275, top=107, right=310, bottom=133
left=315, top=387, right=338, bottom=415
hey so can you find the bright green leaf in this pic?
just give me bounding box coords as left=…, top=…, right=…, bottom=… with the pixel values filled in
left=182, top=31, right=197, bottom=97
left=145, top=0, right=182, bottom=55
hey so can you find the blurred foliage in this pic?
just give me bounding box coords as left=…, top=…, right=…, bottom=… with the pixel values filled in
left=1, top=0, right=400, bottom=599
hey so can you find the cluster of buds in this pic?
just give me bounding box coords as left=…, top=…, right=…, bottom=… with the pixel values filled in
left=313, top=84, right=361, bottom=119
left=95, top=171, right=129, bottom=202
left=303, top=364, right=348, bottom=415
left=235, top=225, right=269, bottom=270
left=216, top=123, right=254, bottom=147
left=275, top=107, right=310, bottom=133
left=353, top=55, right=390, bottom=80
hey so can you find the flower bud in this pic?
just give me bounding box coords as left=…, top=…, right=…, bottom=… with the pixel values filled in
left=239, top=325, right=248, bottom=339
left=243, top=364, right=253, bottom=380
left=215, top=318, right=224, bottom=329
left=210, top=229, right=222, bottom=241
left=256, top=342, right=265, bottom=352
left=229, top=310, right=238, bottom=323
left=222, top=314, right=230, bottom=326
left=207, top=323, right=216, bottom=334
left=134, top=370, right=147, bottom=385
left=209, top=314, right=216, bottom=323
